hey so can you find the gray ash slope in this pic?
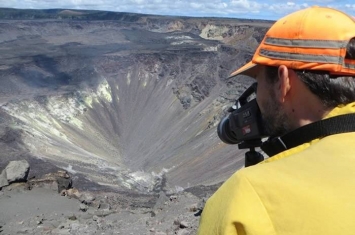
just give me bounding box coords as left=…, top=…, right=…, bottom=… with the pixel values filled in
left=0, top=9, right=271, bottom=193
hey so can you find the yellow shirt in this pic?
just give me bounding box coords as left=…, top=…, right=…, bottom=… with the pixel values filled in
left=197, top=102, right=355, bottom=235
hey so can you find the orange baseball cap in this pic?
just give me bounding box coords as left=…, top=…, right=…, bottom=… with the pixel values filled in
left=230, top=6, right=355, bottom=78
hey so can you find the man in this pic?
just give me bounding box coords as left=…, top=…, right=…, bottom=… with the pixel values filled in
left=197, top=6, right=355, bottom=235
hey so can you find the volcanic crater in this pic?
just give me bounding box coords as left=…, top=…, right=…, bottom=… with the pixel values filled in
left=0, top=9, right=272, bottom=193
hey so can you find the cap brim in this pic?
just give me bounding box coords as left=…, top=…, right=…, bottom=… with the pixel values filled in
left=228, top=61, right=259, bottom=78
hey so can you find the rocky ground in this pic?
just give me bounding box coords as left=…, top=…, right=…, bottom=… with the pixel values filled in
left=0, top=185, right=206, bottom=235
left=0, top=160, right=219, bottom=235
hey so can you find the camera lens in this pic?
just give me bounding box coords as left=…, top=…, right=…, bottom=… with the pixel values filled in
left=217, top=116, right=240, bottom=144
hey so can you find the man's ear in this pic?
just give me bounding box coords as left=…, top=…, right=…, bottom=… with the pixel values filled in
left=276, top=65, right=292, bottom=103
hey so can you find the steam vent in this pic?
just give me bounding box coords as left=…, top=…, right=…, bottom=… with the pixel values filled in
left=0, top=10, right=271, bottom=193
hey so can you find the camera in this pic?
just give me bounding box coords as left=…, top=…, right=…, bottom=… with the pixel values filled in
left=217, top=83, right=268, bottom=148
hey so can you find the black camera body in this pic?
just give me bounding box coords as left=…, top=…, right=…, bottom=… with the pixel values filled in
left=218, top=82, right=355, bottom=167
left=217, top=83, right=267, bottom=147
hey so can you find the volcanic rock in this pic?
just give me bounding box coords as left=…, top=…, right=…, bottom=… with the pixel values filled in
left=63, top=188, right=82, bottom=199
left=79, top=192, right=96, bottom=205
left=28, top=170, right=72, bottom=192
left=3, top=160, right=30, bottom=184
left=0, top=170, right=8, bottom=188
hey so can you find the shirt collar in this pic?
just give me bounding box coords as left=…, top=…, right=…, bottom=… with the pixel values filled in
left=261, top=102, right=355, bottom=164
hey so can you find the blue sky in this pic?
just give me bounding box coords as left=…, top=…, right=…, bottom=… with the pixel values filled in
left=1, top=0, right=355, bottom=20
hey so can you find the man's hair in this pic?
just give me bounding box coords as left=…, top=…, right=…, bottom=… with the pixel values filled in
left=265, top=38, right=355, bottom=108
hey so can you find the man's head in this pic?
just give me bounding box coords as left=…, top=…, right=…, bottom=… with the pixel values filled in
left=230, top=6, right=355, bottom=136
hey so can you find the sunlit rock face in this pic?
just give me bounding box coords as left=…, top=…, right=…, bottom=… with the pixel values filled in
left=0, top=10, right=271, bottom=192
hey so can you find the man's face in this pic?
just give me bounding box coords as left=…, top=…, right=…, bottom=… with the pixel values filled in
left=255, top=66, right=291, bottom=137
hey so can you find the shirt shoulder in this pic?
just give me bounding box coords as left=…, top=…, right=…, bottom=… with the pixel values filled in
left=197, top=168, right=276, bottom=235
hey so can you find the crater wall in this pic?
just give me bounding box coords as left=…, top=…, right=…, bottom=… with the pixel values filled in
left=0, top=15, right=270, bottom=192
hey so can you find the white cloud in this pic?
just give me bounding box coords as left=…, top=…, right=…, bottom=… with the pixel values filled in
left=307, top=0, right=337, bottom=2
left=345, top=4, right=355, bottom=10
left=0, top=0, right=354, bottom=20
left=230, top=0, right=259, bottom=8
left=268, top=2, right=307, bottom=16
left=190, top=2, right=203, bottom=9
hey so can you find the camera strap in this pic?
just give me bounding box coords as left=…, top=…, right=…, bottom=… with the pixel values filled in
left=261, top=113, right=355, bottom=157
